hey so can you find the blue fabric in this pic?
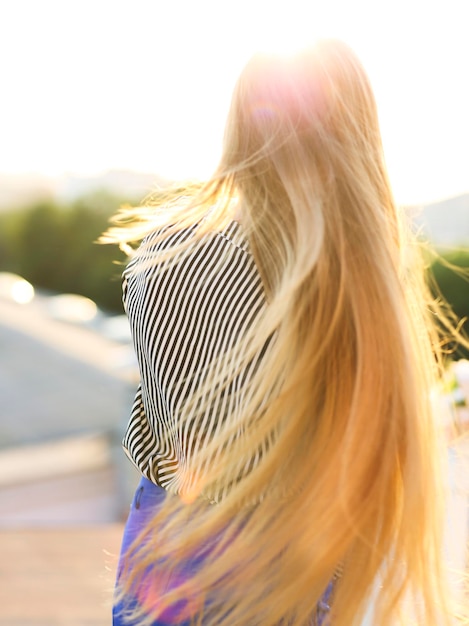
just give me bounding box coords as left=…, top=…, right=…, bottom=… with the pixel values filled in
left=113, top=476, right=334, bottom=625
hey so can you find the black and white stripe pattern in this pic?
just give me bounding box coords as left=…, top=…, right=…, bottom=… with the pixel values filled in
left=122, top=220, right=266, bottom=498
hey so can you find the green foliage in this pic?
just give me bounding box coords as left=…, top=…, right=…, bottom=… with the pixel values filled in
left=428, top=248, right=469, bottom=360
left=0, top=191, right=128, bottom=313
left=1, top=195, right=468, bottom=348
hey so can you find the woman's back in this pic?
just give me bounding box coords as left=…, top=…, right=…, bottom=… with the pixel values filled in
left=105, top=39, right=464, bottom=625
left=122, top=220, right=266, bottom=500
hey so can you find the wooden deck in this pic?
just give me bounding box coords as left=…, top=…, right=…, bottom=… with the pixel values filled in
left=0, top=525, right=123, bottom=626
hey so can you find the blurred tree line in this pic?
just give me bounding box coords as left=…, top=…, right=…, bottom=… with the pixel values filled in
left=0, top=193, right=468, bottom=357
left=429, top=249, right=469, bottom=360
left=0, top=191, right=128, bottom=313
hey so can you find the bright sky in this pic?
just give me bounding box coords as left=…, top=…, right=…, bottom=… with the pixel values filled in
left=0, top=0, right=467, bottom=205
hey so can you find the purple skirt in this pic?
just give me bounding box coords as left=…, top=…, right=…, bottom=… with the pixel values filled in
left=113, top=476, right=334, bottom=625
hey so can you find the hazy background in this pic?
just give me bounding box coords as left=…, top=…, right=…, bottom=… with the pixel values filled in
left=0, top=2, right=468, bottom=622
left=1, top=0, right=468, bottom=523
left=1, top=0, right=468, bottom=204
left=0, top=0, right=468, bottom=514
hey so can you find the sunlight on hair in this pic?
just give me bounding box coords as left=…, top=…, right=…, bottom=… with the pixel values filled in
left=105, top=36, right=468, bottom=626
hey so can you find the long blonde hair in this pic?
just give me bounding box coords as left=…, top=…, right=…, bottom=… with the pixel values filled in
left=105, top=40, right=463, bottom=625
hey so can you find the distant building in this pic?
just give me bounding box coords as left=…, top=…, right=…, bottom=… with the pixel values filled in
left=409, top=193, right=469, bottom=246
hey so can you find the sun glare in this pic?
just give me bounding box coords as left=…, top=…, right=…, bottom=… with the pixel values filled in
left=254, top=32, right=321, bottom=58
left=0, top=0, right=467, bottom=204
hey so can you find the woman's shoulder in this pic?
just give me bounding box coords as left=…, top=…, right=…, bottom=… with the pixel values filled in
left=140, top=219, right=251, bottom=257
left=124, top=219, right=255, bottom=286
left=217, top=220, right=250, bottom=254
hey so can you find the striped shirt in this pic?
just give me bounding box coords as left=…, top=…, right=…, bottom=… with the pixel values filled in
left=122, top=220, right=267, bottom=498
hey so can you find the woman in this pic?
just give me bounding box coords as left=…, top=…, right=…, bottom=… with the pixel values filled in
left=104, top=39, right=459, bottom=625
